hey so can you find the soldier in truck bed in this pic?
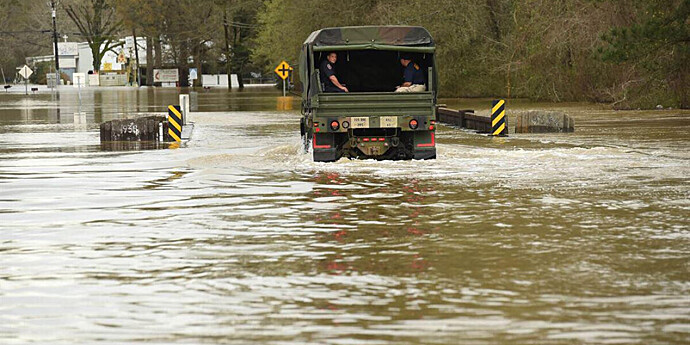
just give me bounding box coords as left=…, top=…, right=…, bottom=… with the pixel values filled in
left=320, top=52, right=349, bottom=93
left=395, top=54, right=426, bottom=92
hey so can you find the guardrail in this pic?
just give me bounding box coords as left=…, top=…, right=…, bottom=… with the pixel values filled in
left=437, top=107, right=491, bottom=133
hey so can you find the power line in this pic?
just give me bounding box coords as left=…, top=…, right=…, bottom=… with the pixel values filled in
left=0, top=30, right=52, bottom=34
left=228, top=21, right=259, bottom=28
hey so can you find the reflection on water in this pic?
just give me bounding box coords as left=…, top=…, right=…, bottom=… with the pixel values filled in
left=0, top=87, right=288, bottom=127
left=99, top=141, right=174, bottom=151
left=0, top=88, right=688, bottom=344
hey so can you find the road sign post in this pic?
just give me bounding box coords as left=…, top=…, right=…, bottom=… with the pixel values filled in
left=19, top=65, right=33, bottom=95
left=274, top=61, right=292, bottom=97
left=73, top=73, right=84, bottom=114
left=51, top=0, right=59, bottom=92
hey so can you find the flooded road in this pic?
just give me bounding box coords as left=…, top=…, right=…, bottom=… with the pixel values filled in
left=1, top=88, right=688, bottom=344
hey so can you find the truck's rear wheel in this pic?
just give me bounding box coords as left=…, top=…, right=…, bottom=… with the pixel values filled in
left=301, top=134, right=309, bottom=153
left=300, top=118, right=312, bottom=153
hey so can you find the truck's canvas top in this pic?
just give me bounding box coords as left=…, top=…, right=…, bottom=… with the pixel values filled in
left=304, top=26, right=434, bottom=48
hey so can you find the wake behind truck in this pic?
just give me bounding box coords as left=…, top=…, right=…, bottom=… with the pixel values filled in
left=299, top=26, right=438, bottom=162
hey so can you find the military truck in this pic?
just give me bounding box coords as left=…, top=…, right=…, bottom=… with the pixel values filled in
left=299, top=26, right=438, bottom=162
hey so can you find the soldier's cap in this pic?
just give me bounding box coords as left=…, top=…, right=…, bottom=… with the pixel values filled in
left=400, top=54, right=413, bottom=60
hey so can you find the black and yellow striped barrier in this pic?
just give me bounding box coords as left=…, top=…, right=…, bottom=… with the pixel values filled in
left=167, top=105, right=183, bottom=142
left=491, top=99, right=507, bottom=136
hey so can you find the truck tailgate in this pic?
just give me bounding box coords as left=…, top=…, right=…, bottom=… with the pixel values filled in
left=314, top=92, right=435, bottom=117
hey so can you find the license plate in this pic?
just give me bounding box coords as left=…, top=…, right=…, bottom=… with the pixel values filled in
left=380, top=116, right=398, bottom=128
left=351, top=117, right=369, bottom=128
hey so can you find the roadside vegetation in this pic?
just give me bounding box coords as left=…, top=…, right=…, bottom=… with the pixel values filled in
left=0, top=0, right=687, bottom=109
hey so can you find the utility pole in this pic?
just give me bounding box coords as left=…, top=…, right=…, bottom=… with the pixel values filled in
left=223, top=10, right=233, bottom=89
left=51, top=0, right=60, bottom=87
left=133, top=29, right=141, bottom=87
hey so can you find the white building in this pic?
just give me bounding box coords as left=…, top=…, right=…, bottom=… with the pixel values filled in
left=25, top=36, right=252, bottom=87
left=26, top=36, right=148, bottom=82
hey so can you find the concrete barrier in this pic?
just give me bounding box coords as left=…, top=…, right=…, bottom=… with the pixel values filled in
left=100, top=116, right=168, bottom=142
left=515, top=111, right=574, bottom=133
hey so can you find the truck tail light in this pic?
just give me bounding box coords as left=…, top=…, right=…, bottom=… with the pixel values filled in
left=330, top=121, right=340, bottom=131
left=409, top=119, right=419, bottom=129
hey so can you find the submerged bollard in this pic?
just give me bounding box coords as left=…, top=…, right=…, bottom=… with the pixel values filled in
left=491, top=99, right=508, bottom=137
left=179, top=94, right=190, bottom=125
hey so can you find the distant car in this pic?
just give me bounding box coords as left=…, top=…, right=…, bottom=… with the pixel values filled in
left=299, top=26, right=438, bottom=162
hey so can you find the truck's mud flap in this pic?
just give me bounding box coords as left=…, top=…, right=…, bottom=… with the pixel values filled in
left=412, top=131, right=436, bottom=160
left=312, top=133, right=339, bottom=162
left=413, top=148, right=436, bottom=160
left=314, top=149, right=338, bottom=162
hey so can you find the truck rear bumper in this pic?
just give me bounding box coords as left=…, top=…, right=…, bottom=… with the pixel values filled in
left=307, top=125, right=436, bottom=162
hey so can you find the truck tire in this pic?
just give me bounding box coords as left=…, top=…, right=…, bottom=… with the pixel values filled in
left=300, top=118, right=309, bottom=153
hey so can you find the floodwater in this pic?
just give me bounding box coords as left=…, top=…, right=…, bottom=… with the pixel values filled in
left=1, top=87, right=688, bottom=344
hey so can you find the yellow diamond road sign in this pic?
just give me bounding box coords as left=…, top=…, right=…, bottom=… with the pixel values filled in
left=274, top=61, right=292, bottom=80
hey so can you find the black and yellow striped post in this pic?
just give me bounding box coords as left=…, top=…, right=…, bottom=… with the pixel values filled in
left=491, top=99, right=507, bottom=136
left=167, top=105, right=183, bottom=142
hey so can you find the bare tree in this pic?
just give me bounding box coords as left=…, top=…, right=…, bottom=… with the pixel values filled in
left=64, top=0, right=123, bottom=72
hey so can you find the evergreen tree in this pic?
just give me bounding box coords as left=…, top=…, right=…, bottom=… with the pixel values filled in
left=600, top=0, right=689, bottom=108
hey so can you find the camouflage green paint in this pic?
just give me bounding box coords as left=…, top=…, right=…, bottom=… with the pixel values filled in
left=303, top=26, right=434, bottom=47
left=300, top=26, right=438, bottom=161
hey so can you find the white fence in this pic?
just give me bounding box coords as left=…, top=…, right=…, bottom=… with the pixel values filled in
left=201, top=74, right=239, bottom=87
left=99, top=74, right=128, bottom=87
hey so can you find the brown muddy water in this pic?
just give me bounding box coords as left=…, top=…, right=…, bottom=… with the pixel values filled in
left=0, top=87, right=688, bottom=344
